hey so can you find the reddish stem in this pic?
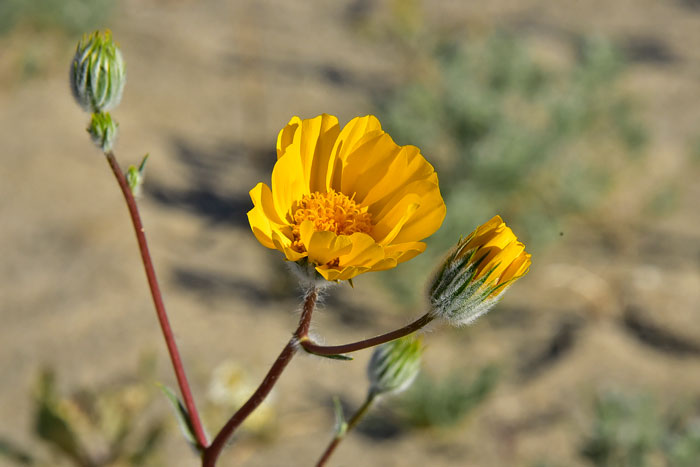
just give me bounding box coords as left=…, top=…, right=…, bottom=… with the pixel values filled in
left=300, top=313, right=433, bottom=356
left=105, top=152, right=208, bottom=449
left=201, top=288, right=318, bottom=466
left=316, top=394, right=376, bottom=467
left=316, top=437, right=341, bottom=467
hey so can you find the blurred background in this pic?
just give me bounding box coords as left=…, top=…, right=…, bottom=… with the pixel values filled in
left=2, top=0, right=700, bottom=465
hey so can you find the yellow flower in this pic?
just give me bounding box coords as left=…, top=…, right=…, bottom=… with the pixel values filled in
left=460, top=215, right=531, bottom=291
left=429, top=216, right=531, bottom=325
left=248, top=114, right=446, bottom=281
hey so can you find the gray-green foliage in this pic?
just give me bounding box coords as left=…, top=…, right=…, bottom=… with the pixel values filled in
left=580, top=392, right=700, bottom=467
left=392, top=365, right=498, bottom=428
left=375, top=31, right=646, bottom=303
left=0, top=0, right=114, bottom=37
left=581, top=393, right=660, bottom=467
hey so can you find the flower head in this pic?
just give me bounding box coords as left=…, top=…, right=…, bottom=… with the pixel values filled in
left=70, top=30, right=126, bottom=113
left=248, top=114, right=445, bottom=281
left=367, top=336, right=424, bottom=397
left=428, top=215, right=531, bottom=326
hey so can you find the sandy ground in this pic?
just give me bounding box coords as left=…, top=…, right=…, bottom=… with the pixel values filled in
left=2, top=0, right=700, bottom=466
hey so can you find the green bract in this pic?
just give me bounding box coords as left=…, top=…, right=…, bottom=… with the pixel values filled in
left=87, top=112, right=118, bottom=152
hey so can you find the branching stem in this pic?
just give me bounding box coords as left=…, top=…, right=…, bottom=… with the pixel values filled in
left=300, top=313, right=433, bottom=355
left=201, top=288, right=318, bottom=466
left=101, top=156, right=432, bottom=466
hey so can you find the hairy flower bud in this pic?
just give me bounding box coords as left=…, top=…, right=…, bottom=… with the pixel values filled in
left=70, top=30, right=126, bottom=113
left=87, top=112, right=118, bottom=152
left=428, top=215, right=531, bottom=326
left=367, top=336, right=423, bottom=397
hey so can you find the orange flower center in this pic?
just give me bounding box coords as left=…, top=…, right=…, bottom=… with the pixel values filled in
left=291, top=189, right=373, bottom=255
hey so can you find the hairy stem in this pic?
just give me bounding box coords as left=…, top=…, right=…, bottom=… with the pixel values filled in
left=300, top=313, right=433, bottom=356
left=316, top=393, right=377, bottom=467
left=202, top=288, right=318, bottom=466
left=105, top=151, right=208, bottom=449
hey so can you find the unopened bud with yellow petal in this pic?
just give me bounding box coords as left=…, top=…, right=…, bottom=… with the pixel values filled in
left=70, top=30, right=126, bottom=113
left=367, top=336, right=424, bottom=397
left=428, top=215, right=531, bottom=326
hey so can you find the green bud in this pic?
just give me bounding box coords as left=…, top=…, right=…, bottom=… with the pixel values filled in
left=70, top=30, right=126, bottom=113
left=87, top=112, right=118, bottom=152
left=367, top=336, right=423, bottom=397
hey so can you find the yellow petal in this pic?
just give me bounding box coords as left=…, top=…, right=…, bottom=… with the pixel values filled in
left=271, top=230, right=306, bottom=262
left=370, top=176, right=432, bottom=223
left=338, top=233, right=385, bottom=267
left=390, top=181, right=445, bottom=244
left=247, top=208, right=274, bottom=248
left=367, top=257, right=398, bottom=272
left=276, top=116, right=302, bottom=159
left=318, top=265, right=371, bottom=281
left=339, top=133, right=401, bottom=198
left=476, top=240, right=525, bottom=283
left=271, top=148, right=307, bottom=219
left=250, top=182, right=285, bottom=225
left=372, top=197, right=420, bottom=245
left=248, top=182, right=288, bottom=249
left=384, top=241, right=426, bottom=266
left=297, top=114, right=340, bottom=193
left=300, top=220, right=353, bottom=265
left=272, top=114, right=341, bottom=215
left=500, top=251, right=532, bottom=283
left=464, top=216, right=506, bottom=250
left=328, top=115, right=384, bottom=190
left=359, top=145, right=436, bottom=209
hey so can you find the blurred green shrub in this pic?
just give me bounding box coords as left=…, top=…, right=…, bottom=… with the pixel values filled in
left=0, top=363, right=165, bottom=467
left=368, top=4, right=647, bottom=303
left=580, top=392, right=700, bottom=467
left=0, top=0, right=115, bottom=82
left=391, top=365, right=499, bottom=428
left=0, top=0, right=114, bottom=37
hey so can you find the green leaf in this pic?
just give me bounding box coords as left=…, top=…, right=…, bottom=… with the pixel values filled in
left=157, top=383, right=201, bottom=452
left=138, top=153, right=149, bottom=175
left=332, top=396, right=348, bottom=437
left=304, top=349, right=353, bottom=361
left=33, top=370, right=86, bottom=465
